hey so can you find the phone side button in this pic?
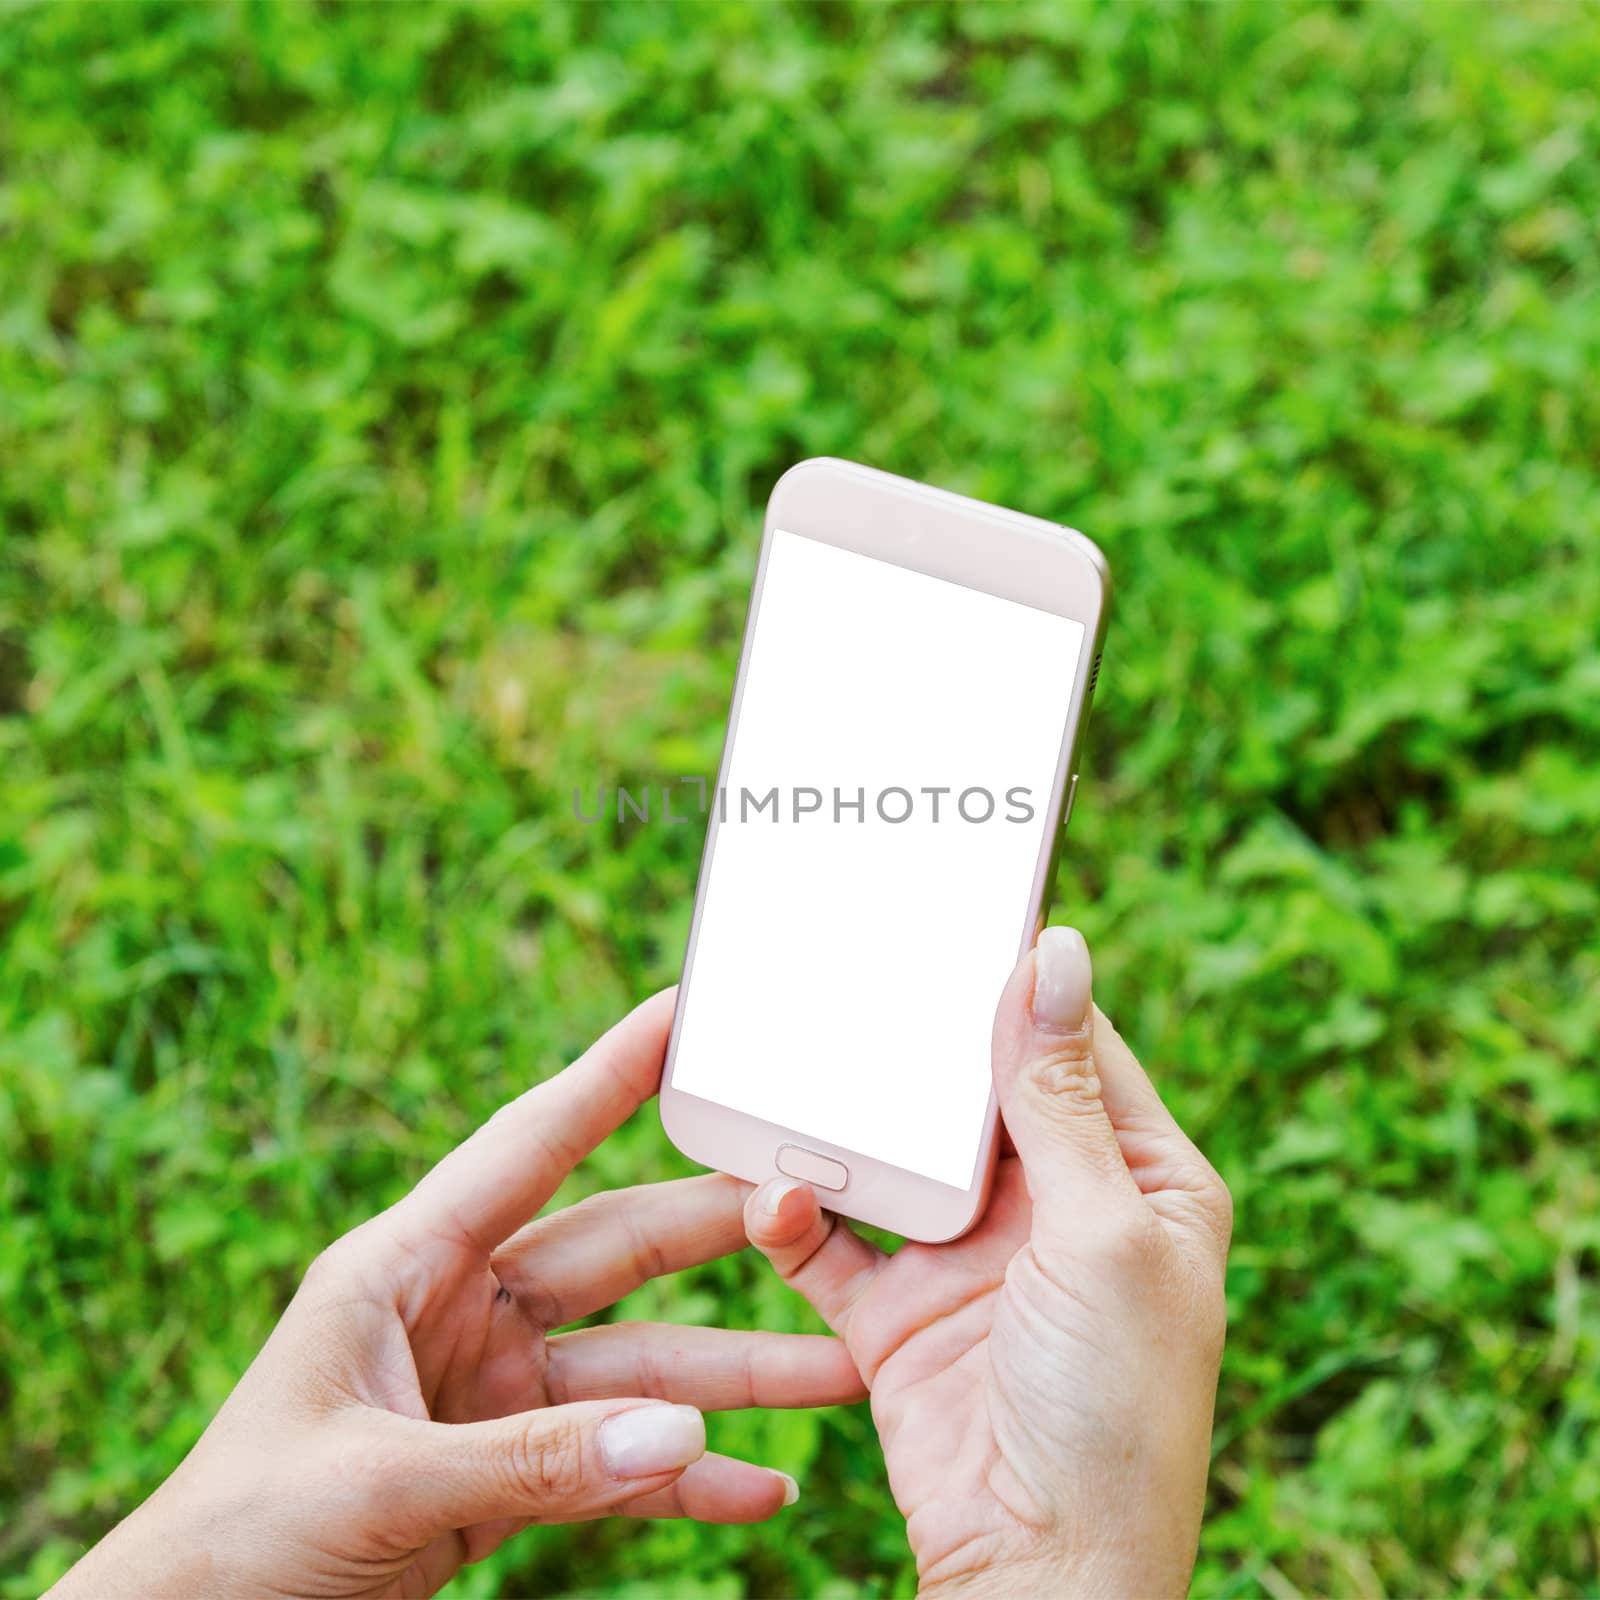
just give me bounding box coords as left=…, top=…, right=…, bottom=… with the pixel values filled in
left=775, top=1143, right=849, bottom=1191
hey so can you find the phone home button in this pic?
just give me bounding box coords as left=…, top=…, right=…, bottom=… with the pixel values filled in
left=775, top=1143, right=849, bottom=1192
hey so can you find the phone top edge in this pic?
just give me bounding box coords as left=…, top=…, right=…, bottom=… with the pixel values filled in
left=1054, top=522, right=1113, bottom=612
left=768, top=457, right=1109, bottom=631
left=772, top=456, right=1098, bottom=554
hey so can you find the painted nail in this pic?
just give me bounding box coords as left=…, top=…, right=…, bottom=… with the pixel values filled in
left=1031, top=926, right=1092, bottom=1033
left=774, top=1471, right=800, bottom=1507
left=599, top=1405, right=706, bottom=1478
left=762, top=1178, right=804, bottom=1218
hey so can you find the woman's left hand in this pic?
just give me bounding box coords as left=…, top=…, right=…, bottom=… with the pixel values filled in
left=52, top=989, right=862, bottom=1600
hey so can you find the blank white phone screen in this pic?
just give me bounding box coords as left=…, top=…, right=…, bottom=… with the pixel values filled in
left=671, top=528, right=1085, bottom=1190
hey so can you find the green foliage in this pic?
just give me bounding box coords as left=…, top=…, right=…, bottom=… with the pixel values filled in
left=3, top=1, right=1598, bottom=1594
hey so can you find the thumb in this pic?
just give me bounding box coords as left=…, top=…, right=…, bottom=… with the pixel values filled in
left=992, top=926, right=1143, bottom=1237
left=375, top=1400, right=706, bottom=1530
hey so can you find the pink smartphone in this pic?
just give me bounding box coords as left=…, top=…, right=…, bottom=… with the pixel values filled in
left=659, top=459, right=1109, bottom=1241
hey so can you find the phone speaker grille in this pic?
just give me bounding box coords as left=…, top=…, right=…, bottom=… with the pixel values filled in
left=1087, top=651, right=1102, bottom=694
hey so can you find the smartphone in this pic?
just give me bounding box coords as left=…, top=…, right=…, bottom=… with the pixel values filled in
left=659, top=459, right=1109, bottom=1241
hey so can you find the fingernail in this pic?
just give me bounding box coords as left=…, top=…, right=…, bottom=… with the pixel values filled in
left=599, top=1404, right=706, bottom=1478
left=762, top=1178, right=803, bottom=1218
left=1032, top=926, right=1092, bottom=1033
left=774, top=1471, right=799, bottom=1507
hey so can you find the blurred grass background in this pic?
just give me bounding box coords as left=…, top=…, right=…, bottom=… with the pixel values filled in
left=3, top=1, right=1599, bottom=1595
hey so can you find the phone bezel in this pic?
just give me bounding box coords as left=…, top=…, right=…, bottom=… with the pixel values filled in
left=658, top=457, right=1110, bottom=1242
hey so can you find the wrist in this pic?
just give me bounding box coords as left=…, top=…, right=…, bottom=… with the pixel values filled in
left=918, top=1544, right=1086, bottom=1600
left=918, top=1536, right=1193, bottom=1600
left=50, top=1481, right=222, bottom=1600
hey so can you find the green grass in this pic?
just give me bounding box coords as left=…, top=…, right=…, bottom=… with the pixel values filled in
left=3, top=2, right=1599, bottom=1595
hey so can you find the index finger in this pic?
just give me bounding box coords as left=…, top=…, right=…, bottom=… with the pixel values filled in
left=391, top=987, right=678, bottom=1254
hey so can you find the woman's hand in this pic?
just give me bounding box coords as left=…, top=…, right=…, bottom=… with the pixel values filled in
left=745, top=928, right=1231, bottom=1598
left=53, top=990, right=863, bottom=1600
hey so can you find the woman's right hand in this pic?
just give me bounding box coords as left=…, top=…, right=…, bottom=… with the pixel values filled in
left=745, top=927, right=1232, bottom=1598
left=50, top=990, right=862, bottom=1600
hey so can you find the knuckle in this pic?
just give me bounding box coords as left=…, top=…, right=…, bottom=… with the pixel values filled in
left=621, top=1212, right=668, bottom=1288
left=1088, top=1203, right=1158, bottom=1270
left=1211, top=1168, right=1235, bottom=1246
left=506, top=1417, right=587, bottom=1505
left=298, top=1219, right=397, bottom=1302
left=1182, top=1153, right=1235, bottom=1257
left=327, top=1425, right=394, bottom=1514
left=1025, top=1040, right=1103, bottom=1108
left=300, top=1236, right=352, bottom=1292
left=1034, top=1198, right=1153, bottom=1282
